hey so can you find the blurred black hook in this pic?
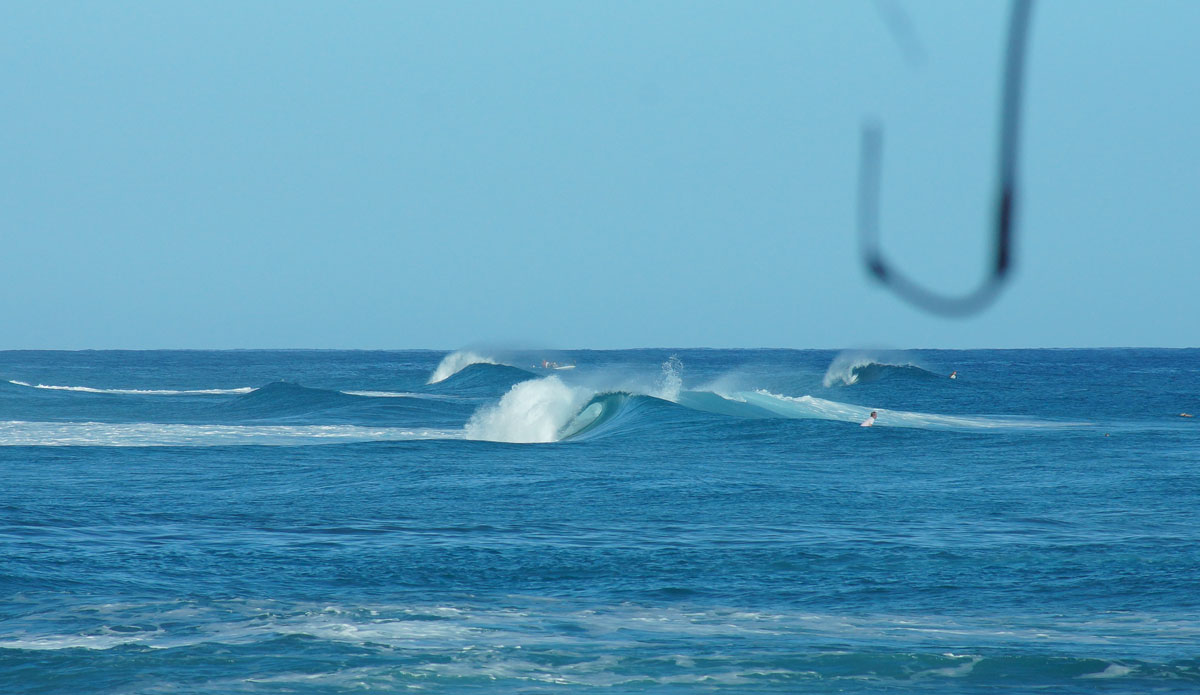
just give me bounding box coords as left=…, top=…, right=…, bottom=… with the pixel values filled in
left=859, top=0, right=1034, bottom=317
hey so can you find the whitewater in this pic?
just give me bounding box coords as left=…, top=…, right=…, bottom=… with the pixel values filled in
left=2, top=347, right=1198, bottom=694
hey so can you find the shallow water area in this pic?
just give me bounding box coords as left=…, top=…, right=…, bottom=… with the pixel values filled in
left=2, top=348, right=1198, bottom=693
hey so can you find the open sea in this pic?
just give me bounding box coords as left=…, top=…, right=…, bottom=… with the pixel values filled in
left=1, top=348, right=1198, bottom=693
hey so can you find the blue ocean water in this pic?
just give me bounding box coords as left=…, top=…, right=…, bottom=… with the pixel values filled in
left=1, top=348, right=1198, bottom=693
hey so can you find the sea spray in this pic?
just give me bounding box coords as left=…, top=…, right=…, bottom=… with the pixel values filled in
left=428, top=351, right=498, bottom=384
left=655, top=355, right=683, bottom=402
left=464, top=377, right=592, bottom=443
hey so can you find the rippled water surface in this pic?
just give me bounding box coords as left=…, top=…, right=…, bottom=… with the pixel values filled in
left=2, top=348, right=1198, bottom=693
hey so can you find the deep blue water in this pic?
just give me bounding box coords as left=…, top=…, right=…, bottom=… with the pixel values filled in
left=1, top=348, right=1198, bottom=693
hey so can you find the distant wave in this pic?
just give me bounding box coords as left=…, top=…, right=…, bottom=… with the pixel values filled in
left=0, top=420, right=462, bottom=447
left=428, top=351, right=500, bottom=384
left=6, top=380, right=255, bottom=395
left=423, top=362, right=539, bottom=400
left=822, top=352, right=939, bottom=387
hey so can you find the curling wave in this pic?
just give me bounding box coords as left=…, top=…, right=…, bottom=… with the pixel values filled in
left=428, top=351, right=500, bottom=384
left=822, top=352, right=939, bottom=387
left=464, top=376, right=592, bottom=443
left=423, top=362, right=538, bottom=398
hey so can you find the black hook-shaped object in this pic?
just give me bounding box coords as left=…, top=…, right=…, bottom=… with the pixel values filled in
left=859, top=0, right=1034, bottom=316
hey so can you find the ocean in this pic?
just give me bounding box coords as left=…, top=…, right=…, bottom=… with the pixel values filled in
left=1, top=348, right=1198, bottom=693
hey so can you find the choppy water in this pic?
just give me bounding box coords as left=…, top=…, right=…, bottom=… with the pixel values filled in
left=2, top=348, right=1198, bottom=693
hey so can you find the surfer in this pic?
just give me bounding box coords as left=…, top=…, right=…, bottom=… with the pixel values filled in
left=950, top=370, right=957, bottom=379
left=861, top=411, right=877, bottom=427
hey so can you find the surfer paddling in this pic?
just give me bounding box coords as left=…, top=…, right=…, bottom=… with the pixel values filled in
left=861, top=411, right=877, bottom=427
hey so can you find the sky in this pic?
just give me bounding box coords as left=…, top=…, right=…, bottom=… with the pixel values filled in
left=2, top=1, right=1197, bottom=350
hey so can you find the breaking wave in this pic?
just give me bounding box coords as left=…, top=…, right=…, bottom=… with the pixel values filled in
left=457, top=376, right=1073, bottom=446
left=822, top=352, right=940, bottom=387
left=4, top=356, right=1079, bottom=447
left=464, top=376, right=592, bottom=443
left=428, top=350, right=499, bottom=384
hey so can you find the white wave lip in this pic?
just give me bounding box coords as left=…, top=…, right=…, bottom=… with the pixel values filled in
left=7, top=380, right=255, bottom=395
left=465, top=376, right=592, bottom=443
left=0, top=421, right=463, bottom=447
left=427, top=351, right=498, bottom=384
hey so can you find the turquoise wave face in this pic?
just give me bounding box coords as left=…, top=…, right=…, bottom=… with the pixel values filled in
left=2, top=348, right=1199, bottom=693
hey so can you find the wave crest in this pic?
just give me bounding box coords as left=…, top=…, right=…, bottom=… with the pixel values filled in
left=428, top=351, right=499, bottom=384
left=822, top=352, right=935, bottom=387
left=464, top=376, right=592, bottom=443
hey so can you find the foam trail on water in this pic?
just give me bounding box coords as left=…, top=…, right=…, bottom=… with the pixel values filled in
left=742, top=390, right=1077, bottom=430
left=464, top=377, right=592, bottom=443
left=0, top=421, right=462, bottom=447
left=427, top=351, right=498, bottom=384
left=7, top=380, right=254, bottom=395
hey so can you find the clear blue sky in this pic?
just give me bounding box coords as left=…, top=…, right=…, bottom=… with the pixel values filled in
left=2, top=1, right=1197, bottom=349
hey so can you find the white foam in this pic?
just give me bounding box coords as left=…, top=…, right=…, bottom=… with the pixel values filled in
left=0, top=421, right=462, bottom=447
left=341, top=390, right=456, bottom=400
left=464, top=377, right=592, bottom=443
left=2, top=599, right=1190, bottom=691
left=916, top=656, right=981, bottom=679
left=1080, top=663, right=1134, bottom=679
left=7, top=380, right=254, bottom=395
left=427, top=351, right=498, bottom=384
